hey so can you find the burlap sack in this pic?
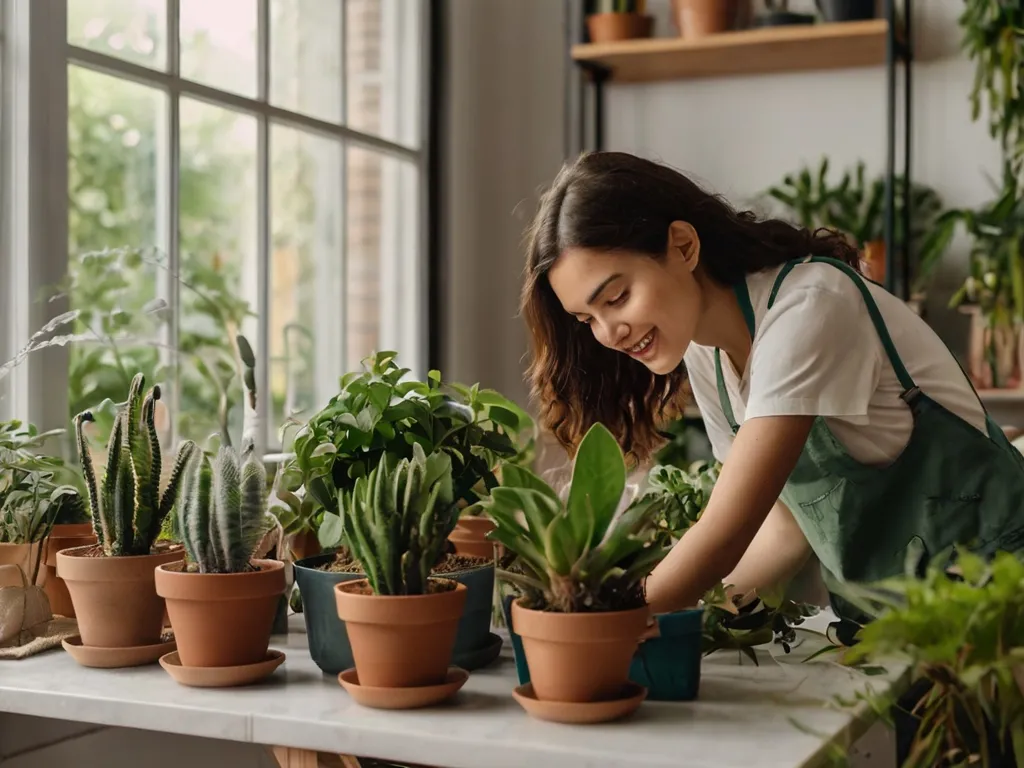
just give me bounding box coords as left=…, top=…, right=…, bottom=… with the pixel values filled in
left=0, top=563, right=76, bottom=659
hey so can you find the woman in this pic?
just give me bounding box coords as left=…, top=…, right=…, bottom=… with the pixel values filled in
left=521, top=150, right=1024, bottom=629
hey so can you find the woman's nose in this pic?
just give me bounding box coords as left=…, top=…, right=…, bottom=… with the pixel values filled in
left=597, top=319, right=630, bottom=349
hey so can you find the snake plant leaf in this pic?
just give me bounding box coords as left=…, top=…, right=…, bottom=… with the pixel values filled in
left=566, top=423, right=625, bottom=548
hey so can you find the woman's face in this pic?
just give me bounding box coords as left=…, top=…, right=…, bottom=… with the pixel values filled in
left=547, top=225, right=702, bottom=376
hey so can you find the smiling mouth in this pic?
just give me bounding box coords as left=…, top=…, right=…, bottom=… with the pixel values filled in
left=625, top=330, right=655, bottom=356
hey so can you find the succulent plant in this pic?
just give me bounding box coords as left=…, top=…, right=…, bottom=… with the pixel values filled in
left=339, top=442, right=459, bottom=596
left=74, top=374, right=197, bottom=556
left=481, top=422, right=671, bottom=614
left=177, top=334, right=273, bottom=574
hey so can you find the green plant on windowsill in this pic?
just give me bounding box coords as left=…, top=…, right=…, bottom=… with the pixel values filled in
left=819, top=548, right=1024, bottom=768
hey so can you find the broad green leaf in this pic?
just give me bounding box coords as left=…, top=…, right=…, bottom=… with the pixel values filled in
left=566, top=423, right=625, bottom=547
left=499, top=465, right=560, bottom=502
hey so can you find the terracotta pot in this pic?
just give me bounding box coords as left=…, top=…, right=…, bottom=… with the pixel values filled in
left=862, top=240, right=886, bottom=284
left=41, top=524, right=98, bottom=617
left=672, top=0, right=741, bottom=39
left=511, top=600, right=648, bottom=702
left=155, top=559, right=286, bottom=668
left=334, top=578, right=467, bottom=689
left=288, top=530, right=321, bottom=562
left=586, top=12, right=654, bottom=44
left=57, top=545, right=184, bottom=648
left=0, top=542, right=42, bottom=583
left=448, top=517, right=497, bottom=560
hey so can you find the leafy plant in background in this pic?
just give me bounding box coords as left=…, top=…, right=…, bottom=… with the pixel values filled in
left=0, top=420, right=89, bottom=527
left=826, top=549, right=1024, bottom=767
left=74, top=373, right=197, bottom=557
left=481, top=423, right=671, bottom=613
left=291, top=351, right=530, bottom=551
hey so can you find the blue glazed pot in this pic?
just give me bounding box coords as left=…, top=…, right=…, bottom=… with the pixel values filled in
left=501, top=594, right=704, bottom=701
left=295, top=553, right=501, bottom=675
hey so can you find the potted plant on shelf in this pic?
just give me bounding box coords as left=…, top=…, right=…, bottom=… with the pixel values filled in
left=155, top=335, right=285, bottom=686
left=670, top=0, right=747, bottom=40
left=755, top=0, right=815, bottom=27
left=334, top=443, right=468, bottom=709
left=290, top=353, right=525, bottom=676
left=585, top=0, right=654, bottom=44
left=482, top=423, right=672, bottom=723
left=816, top=0, right=877, bottom=23
left=57, top=373, right=195, bottom=662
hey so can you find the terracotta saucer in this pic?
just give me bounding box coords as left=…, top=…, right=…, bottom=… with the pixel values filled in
left=159, top=649, right=286, bottom=688
left=62, top=634, right=176, bottom=669
left=512, top=682, right=647, bottom=724
left=338, top=666, right=469, bottom=709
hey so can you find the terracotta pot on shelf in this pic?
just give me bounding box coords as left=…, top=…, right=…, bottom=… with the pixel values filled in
left=155, top=559, right=286, bottom=668
left=671, top=0, right=742, bottom=39
left=57, top=545, right=184, bottom=648
left=586, top=12, right=654, bottom=44
left=334, top=578, right=467, bottom=689
left=287, top=529, right=321, bottom=562
left=448, top=517, right=497, bottom=560
left=511, top=600, right=648, bottom=702
left=0, top=542, right=42, bottom=583
left=41, top=523, right=98, bottom=617
left=862, top=240, right=886, bottom=284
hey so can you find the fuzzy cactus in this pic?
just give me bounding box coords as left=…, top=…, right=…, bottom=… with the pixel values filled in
left=340, top=443, right=459, bottom=596
left=74, top=374, right=197, bottom=557
left=177, top=334, right=271, bottom=574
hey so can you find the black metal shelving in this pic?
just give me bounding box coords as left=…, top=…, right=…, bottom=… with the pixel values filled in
left=563, top=0, right=915, bottom=300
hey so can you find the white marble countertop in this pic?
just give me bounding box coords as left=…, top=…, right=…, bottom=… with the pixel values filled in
left=0, top=614, right=905, bottom=768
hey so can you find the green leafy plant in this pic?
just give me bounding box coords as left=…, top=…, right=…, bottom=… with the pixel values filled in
left=339, top=443, right=459, bottom=596
left=177, top=335, right=273, bottom=574
left=639, top=459, right=721, bottom=540
left=828, top=549, right=1024, bottom=768
left=481, top=422, right=671, bottom=613
left=74, top=373, right=197, bottom=556
left=0, top=420, right=90, bottom=527
left=290, top=351, right=529, bottom=550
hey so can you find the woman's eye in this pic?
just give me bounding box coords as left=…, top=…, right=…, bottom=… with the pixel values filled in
left=608, top=292, right=628, bottom=306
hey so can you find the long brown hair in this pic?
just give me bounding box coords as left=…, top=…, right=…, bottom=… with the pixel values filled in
left=521, top=151, right=861, bottom=464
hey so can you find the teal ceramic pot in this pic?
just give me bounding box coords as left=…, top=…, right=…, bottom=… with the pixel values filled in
left=501, top=594, right=704, bottom=701
left=295, top=554, right=502, bottom=675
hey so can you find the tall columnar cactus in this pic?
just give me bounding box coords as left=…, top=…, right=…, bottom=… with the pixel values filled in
left=340, top=443, right=459, bottom=596
left=177, top=334, right=271, bottom=574
left=74, top=374, right=197, bottom=557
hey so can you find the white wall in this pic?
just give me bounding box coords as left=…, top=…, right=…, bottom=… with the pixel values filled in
left=605, top=0, right=1002, bottom=347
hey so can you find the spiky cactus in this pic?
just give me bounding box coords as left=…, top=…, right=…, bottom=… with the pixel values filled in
left=74, top=374, right=197, bottom=557
left=339, top=443, right=459, bottom=596
left=177, top=334, right=271, bottom=574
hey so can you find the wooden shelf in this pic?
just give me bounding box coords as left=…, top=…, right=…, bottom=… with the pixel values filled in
left=979, top=389, right=1024, bottom=404
left=571, top=20, right=899, bottom=84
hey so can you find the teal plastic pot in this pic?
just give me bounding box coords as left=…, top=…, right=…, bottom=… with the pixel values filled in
left=501, top=595, right=704, bottom=701
left=295, top=554, right=502, bottom=675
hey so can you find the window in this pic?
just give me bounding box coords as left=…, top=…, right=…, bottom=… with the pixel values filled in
left=6, top=0, right=429, bottom=452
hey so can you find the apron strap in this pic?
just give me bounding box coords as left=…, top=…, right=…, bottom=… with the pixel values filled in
left=766, top=256, right=918, bottom=394
left=713, top=279, right=756, bottom=434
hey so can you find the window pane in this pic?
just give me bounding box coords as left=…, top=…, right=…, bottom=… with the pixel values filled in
left=270, top=126, right=343, bottom=445
left=270, top=0, right=343, bottom=124
left=180, top=0, right=257, bottom=98
left=68, top=0, right=167, bottom=71
left=178, top=99, right=258, bottom=447
left=345, top=147, right=421, bottom=374
left=346, top=0, right=422, bottom=148
left=67, top=66, right=167, bottom=438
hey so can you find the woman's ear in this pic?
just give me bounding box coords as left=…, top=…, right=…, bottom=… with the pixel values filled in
left=668, top=221, right=700, bottom=272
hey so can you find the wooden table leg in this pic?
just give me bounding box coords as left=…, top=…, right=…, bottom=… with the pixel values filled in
left=269, top=747, right=444, bottom=768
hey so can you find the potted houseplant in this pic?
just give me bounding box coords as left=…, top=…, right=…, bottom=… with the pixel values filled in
left=585, top=0, right=654, bottom=44
left=155, top=335, right=284, bottom=677
left=671, top=0, right=746, bottom=39
left=482, top=423, right=672, bottom=720
left=816, top=0, right=877, bottom=23
left=58, top=373, right=195, bottom=653
left=334, top=444, right=468, bottom=706
left=291, top=354, right=525, bottom=675
left=755, top=0, right=815, bottom=27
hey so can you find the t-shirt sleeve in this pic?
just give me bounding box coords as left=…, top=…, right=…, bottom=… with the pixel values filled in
left=745, top=279, right=883, bottom=424
left=683, top=345, right=735, bottom=462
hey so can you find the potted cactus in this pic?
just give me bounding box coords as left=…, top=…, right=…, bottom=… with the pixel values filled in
left=154, top=335, right=284, bottom=671
left=482, top=423, right=672, bottom=716
left=57, top=374, right=195, bottom=650
left=333, top=443, right=467, bottom=701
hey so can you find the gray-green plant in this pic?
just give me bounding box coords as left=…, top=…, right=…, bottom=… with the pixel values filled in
left=74, top=373, right=197, bottom=556
left=481, top=422, right=671, bottom=613
left=177, top=335, right=272, bottom=574
left=339, top=443, right=459, bottom=596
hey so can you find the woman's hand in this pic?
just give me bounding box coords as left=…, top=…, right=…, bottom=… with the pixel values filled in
left=643, top=414, right=814, bottom=615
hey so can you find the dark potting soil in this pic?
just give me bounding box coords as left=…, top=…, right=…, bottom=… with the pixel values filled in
left=317, top=551, right=492, bottom=575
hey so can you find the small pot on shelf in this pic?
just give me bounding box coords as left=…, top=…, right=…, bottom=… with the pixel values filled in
left=671, top=0, right=743, bottom=39
left=754, top=0, right=815, bottom=27
left=816, top=0, right=877, bottom=22
left=586, top=12, right=654, bottom=43
left=448, top=516, right=497, bottom=559
left=41, top=523, right=97, bottom=617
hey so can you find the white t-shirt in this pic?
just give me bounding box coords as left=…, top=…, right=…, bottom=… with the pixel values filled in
left=684, top=260, right=987, bottom=466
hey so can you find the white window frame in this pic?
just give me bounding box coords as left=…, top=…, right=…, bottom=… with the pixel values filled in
left=4, top=0, right=431, bottom=450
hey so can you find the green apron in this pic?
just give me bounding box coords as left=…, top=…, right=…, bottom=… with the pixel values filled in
left=713, top=256, right=1024, bottom=641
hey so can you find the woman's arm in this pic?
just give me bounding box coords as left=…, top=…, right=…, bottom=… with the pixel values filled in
left=643, top=414, right=814, bottom=615
left=721, top=499, right=812, bottom=598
